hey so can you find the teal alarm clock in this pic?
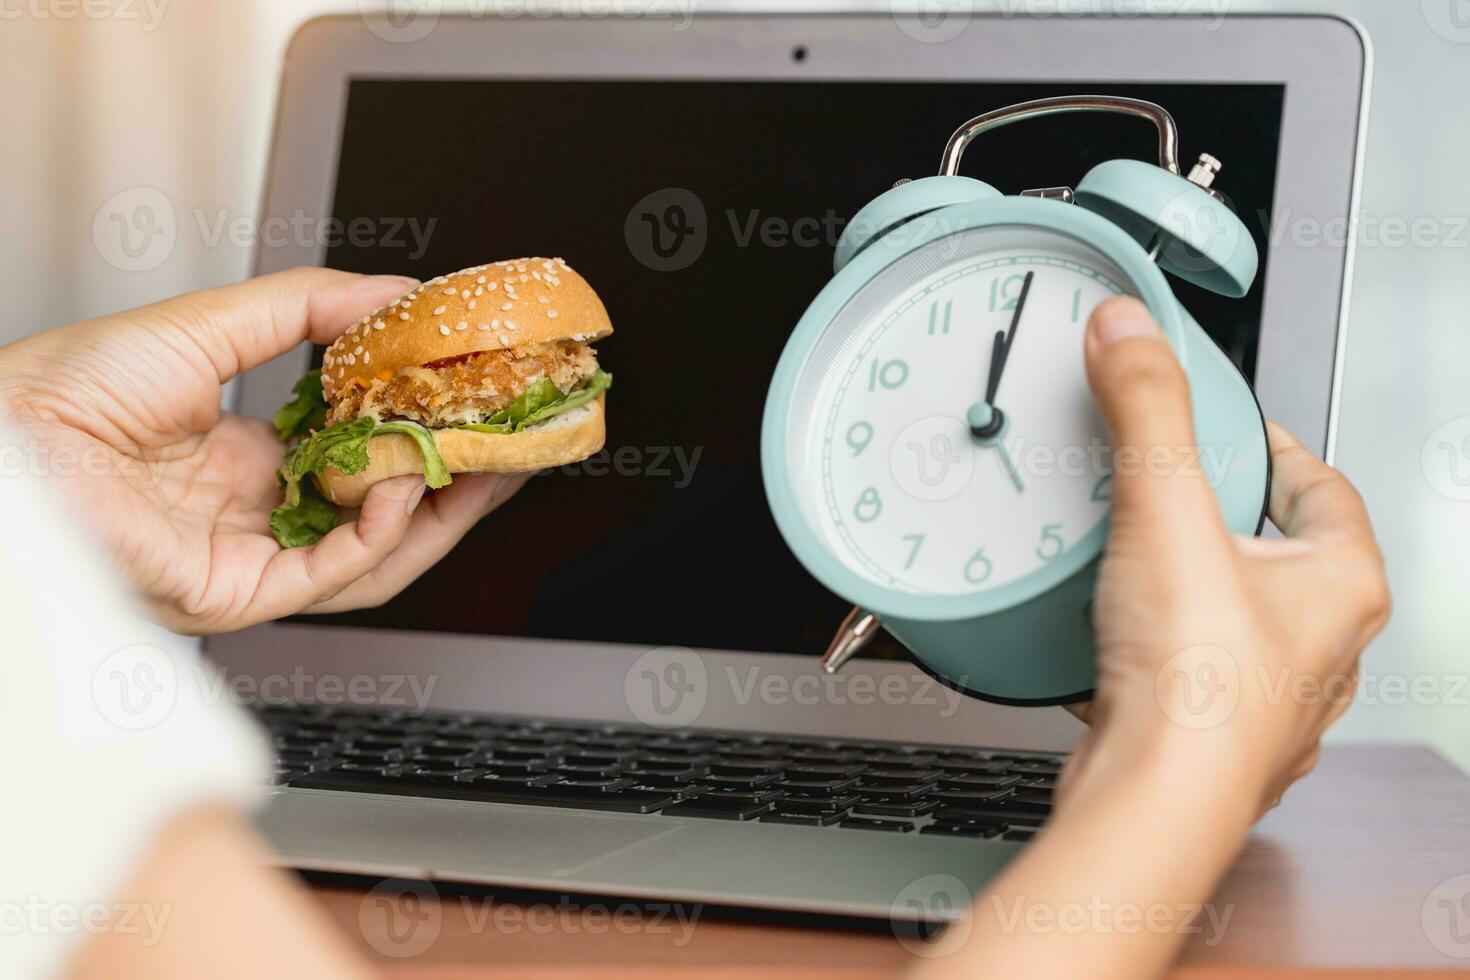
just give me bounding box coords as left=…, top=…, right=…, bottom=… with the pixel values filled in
left=760, top=96, right=1270, bottom=705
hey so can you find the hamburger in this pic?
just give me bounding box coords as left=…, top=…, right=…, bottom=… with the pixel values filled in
left=270, top=257, right=612, bottom=548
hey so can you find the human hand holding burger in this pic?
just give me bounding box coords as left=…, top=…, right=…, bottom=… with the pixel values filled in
left=0, top=259, right=612, bottom=635
left=274, top=257, right=611, bottom=545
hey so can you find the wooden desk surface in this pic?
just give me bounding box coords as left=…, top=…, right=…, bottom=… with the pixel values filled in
left=310, top=745, right=1470, bottom=978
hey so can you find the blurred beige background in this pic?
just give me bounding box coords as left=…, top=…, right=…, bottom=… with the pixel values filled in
left=2, top=0, right=1467, bottom=768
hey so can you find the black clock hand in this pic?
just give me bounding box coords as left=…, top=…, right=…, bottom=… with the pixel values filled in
left=971, top=270, right=1034, bottom=441
left=983, top=330, right=1007, bottom=407
left=986, top=269, right=1034, bottom=404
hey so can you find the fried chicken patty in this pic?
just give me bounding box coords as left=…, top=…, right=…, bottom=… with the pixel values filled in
left=327, top=341, right=601, bottom=428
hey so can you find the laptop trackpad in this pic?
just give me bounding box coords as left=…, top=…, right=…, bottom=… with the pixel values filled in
left=259, top=791, right=680, bottom=878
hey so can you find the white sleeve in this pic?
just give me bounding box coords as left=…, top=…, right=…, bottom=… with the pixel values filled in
left=0, top=429, right=272, bottom=979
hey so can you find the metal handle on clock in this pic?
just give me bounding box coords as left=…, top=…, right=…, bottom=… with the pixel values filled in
left=939, top=95, right=1183, bottom=177
left=821, top=606, right=881, bottom=674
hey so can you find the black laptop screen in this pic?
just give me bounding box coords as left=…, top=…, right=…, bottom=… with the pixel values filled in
left=303, top=78, right=1284, bottom=657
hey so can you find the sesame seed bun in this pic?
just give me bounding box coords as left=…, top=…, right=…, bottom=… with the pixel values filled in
left=321, top=257, right=613, bottom=402
left=315, top=396, right=607, bottom=508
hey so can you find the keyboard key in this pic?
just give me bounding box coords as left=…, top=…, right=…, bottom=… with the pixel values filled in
left=861, top=768, right=943, bottom=786
left=288, top=771, right=671, bottom=813
left=623, top=770, right=703, bottom=787
left=564, top=750, right=639, bottom=765
left=853, top=800, right=939, bottom=818
left=404, top=767, right=480, bottom=783
left=557, top=762, right=628, bottom=778
left=854, top=781, right=935, bottom=800
left=629, top=783, right=703, bottom=801
left=862, top=752, right=939, bottom=767
left=931, top=813, right=1009, bottom=830
left=937, top=774, right=1019, bottom=791
left=697, top=788, right=786, bottom=804
left=840, top=817, right=915, bottom=832
left=785, top=763, right=866, bottom=779
left=931, top=788, right=1014, bottom=805
left=487, top=747, right=564, bottom=762
left=787, top=750, right=862, bottom=765
left=714, top=746, right=793, bottom=764
left=409, top=757, right=471, bottom=772
left=660, top=799, right=773, bottom=821
left=702, top=772, right=780, bottom=788
left=709, top=758, right=788, bottom=774
left=763, top=810, right=844, bottom=827
left=935, top=804, right=1046, bottom=827
left=779, top=793, right=861, bottom=814
left=640, top=737, right=715, bottom=752
left=777, top=777, right=861, bottom=794
left=476, top=773, right=557, bottom=788
left=549, top=777, right=636, bottom=792
left=338, top=749, right=406, bottom=764
left=638, top=753, right=713, bottom=767
left=481, top=761, right=553, bottom=776
left=921, top=822, right=1004, bottom=838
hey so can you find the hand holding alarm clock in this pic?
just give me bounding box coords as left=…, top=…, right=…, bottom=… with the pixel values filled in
left=761, top=96, right=1270, bottom=704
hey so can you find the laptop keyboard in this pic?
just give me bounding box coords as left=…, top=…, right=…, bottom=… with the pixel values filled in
left=251, top=702, right=1060, bottom=841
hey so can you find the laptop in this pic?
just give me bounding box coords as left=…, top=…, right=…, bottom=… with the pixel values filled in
left=211, top=10, right=1370, bottom=923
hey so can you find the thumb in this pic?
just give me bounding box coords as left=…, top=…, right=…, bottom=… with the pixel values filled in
left=248, top=475, right=426, bottom=622
left=134, top=267, right=420, bottom=383
left=1084, top=297, right=1222, bottom=543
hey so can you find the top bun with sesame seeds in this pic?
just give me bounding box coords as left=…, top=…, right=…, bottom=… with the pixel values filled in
left=320, top=257, right=612, bottom=403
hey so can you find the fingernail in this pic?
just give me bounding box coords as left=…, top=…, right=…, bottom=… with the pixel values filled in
left=1093, top=299, right=1161, bottom=346
left=372, top=274, right=421, bottom=293
left=406, top=483, right=427, bottom=515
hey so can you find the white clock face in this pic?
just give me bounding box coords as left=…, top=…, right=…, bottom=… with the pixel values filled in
left=798, top=226, right=1132, bottom=597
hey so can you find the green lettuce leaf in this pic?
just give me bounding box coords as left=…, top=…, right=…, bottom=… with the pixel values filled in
left=273, top=369, right=328, bottom=443
left=455, top=370, right=612, bottom=434
left=269, top=417, right=450, bottom=548
left=269, top=369, right=610, bottom=548
left=269, top=478, right=339, bottom=550
left=375, top=421, right=452, bottom=490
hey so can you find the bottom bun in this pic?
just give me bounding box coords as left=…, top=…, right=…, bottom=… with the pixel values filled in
left=316, top=396, right=606, bottom=507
